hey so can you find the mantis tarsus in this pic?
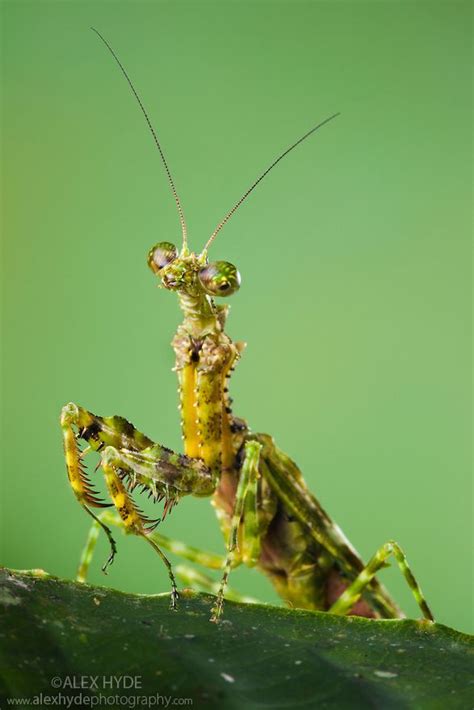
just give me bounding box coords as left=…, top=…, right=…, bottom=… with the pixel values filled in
left=61, top=29, right=434, bottom=623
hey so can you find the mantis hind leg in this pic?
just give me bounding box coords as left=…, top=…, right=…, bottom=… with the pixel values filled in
left=256, top=433, right=406, bottom=619
left=329, top=541, right=434, bottom=621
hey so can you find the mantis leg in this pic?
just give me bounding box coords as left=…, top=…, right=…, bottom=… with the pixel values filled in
left=61, top=402, right=215, bottom=607
left=76, top=514, right=106, bottom=583
left=174, top=565, right=260, bottom=604
left=76, top=511, right=225, bottom=583
left=329, top=541, right=434, bottom=621
left=258, top=432, right=403, bottom=619
left=60, top=402, right=214, bottom=497
left=211, top=440, right=262, bottom=622
left=77, top=513, right=256, bottom=603
left=100, top=449, right=180, bottom=608
left=80, top=505, right=118, bottom=577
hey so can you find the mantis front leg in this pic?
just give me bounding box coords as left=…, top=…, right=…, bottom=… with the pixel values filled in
left=61, top=402, right=215, bottom=607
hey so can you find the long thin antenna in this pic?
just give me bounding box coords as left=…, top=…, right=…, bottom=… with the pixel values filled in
left=91, top=28, right=188, bottom=250
left=202, top=112, right=340, bottom=253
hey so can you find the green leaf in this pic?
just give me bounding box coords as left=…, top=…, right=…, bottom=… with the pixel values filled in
left=0, top=568, right=472, bottom=709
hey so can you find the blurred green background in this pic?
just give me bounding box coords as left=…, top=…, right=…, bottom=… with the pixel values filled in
left=2, top=1, right=471, bottom=633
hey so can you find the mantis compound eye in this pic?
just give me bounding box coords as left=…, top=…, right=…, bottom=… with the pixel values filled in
left=198, top=261, right=241, bottom=297
left=147, top=242, right=178, bottom=274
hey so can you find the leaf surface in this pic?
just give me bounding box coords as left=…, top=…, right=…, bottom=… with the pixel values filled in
left=0, top=568, right=472, bottom=709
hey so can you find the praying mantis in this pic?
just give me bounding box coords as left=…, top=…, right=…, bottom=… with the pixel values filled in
left=61, top=29, right=434, bottom=623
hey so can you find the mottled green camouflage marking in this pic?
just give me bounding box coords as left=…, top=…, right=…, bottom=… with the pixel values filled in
left=62, top=29, right=434, bottom=622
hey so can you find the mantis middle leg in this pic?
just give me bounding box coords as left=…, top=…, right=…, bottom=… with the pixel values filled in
left=211, top=440, right=263, bottom=621
left=76, top=511, right=225, bottom=583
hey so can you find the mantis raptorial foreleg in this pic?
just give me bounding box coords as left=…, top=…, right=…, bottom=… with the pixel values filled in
left=211, top=440, right=262, bottom=621
left=61, top=402, right=214, bottom=495
left=61, top=402, right=216, bottom=606
left=76, top=439, right=264, bottom=619
left=100, top=451, right=181, bottom=608
left=329, top=541, right=434, bottom=621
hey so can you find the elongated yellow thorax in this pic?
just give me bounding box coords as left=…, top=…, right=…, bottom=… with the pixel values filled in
left=174, top=325, right=241, bottom=479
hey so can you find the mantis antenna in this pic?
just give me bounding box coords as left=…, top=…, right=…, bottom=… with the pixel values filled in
left=91, top=28, right=189, bottom=251
left=202, top=112, right=341, bottom=254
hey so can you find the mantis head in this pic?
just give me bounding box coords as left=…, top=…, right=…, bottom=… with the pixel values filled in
left=92, top=27, right=339, bottom=305
left=147, top=242, right=241, bottom=299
